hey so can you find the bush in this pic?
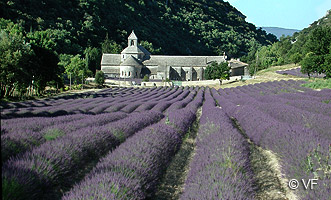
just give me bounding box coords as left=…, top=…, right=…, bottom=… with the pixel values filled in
left=142, top=75, right=149, bottom=82
left=95, top=71, right=105, bottom=86
left=204, top=61, right=230, bottom=80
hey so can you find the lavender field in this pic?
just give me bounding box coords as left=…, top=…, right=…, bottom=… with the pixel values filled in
left=2, top=81, right=331, bottom=200
left=276, top=67, right=325, bottom=78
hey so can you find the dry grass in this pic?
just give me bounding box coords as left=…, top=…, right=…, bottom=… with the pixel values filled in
left=209, top=64, right=305, bottom=89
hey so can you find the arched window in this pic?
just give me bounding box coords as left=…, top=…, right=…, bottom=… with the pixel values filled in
left=131, top=40, right=134, bottom=46
left=136, top=72, right=138, bottom=77
left=128, top=71, right=131, bottom=76
left=125, top=72, right=127, bottom=76
left=122, top=71, right=123, bottom=76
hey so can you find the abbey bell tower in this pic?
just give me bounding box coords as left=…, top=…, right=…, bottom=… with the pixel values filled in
left=121, top=30, right=145, bottom=62
left=128, top=30, right=138, bottom=48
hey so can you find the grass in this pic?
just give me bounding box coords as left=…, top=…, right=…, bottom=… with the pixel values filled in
left=301, top=78, right=331, bottom=89
left=209, top=64, right=305, bottom=89
left=44, top=129, right=65, bottom=141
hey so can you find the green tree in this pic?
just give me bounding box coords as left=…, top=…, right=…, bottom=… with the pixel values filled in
left=95, top=70, right=105, bottom=87
left=301, top=26, right=331, bottom=78
left=300, top=52, right=320, bottom=78
left=26, top=30, right=63, bottom=94
left=65, top=55, right=92, bottom=84
left=139, top=40, right=162, bottom=54
left=84, top=47, right=101, bottom=75
left=204, top=61, right=230, bottom=80
left=101, top=34, right=122, bottom=54
left=0, top=19, right=33, bottom=98
left=290, top=52, right=302, bottom=65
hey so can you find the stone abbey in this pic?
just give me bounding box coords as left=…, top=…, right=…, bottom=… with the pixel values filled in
left=101, top=31, right=247, bottom=81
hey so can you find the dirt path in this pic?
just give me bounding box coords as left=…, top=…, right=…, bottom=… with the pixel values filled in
left=232, top=118, right=299, bottom=200
left=150, top=107, right=202, bottom=200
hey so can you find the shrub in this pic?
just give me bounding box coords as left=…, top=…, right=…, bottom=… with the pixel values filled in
left=142, top=75, right=149, bottom=82
left=95, top=71, right=105, bottom=86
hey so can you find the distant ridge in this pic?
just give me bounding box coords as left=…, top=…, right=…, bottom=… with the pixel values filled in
left=261, top=27, right=300, bottom=39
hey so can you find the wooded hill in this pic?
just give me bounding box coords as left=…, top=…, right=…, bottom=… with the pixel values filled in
left=1, top=0, right=278, bottom=98
left=242, top=10, right=331, bottom=77
left=0, top=0, right=276, bottom=57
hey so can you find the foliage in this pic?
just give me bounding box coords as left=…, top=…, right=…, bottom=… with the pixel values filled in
left=0, top=18, right=63, bottom=97
left=1, top=0, right=276, bottom=58
left=301, top=78, right=331, bottom=89
left=0, top=19, right=33, bottom=98
left=142, top=75, right=149, bottom=82
left=300, top=26, right=331, bottom=78
left=84, top=47, right=101, bottom=75
left=300, top=52, right=320, bottom=78
left=95, top=70, right=105, bottom=87
left=290, top=52, right=302, bottom=65
left=64, top=55, right=92, bottom=84
left=139, top=40, right=162, bottom=54
left=204, top=61, right=230, bottom=80
left=243, top=10, right=331, bottom=78
left=101, top=34, right=122, bottom=54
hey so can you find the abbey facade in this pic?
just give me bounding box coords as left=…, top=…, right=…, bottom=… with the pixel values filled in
left=101, top=31, right=246, bottom=81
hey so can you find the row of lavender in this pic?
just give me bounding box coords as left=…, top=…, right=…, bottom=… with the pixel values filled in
left=0, top=86, right=186, bottom=135
left=215, top=80, right=331, bottom=200
left=1, top=87, right=129, bottom=109
left=276, top=67, right=325, bottom=78
left=62, top=88, right=204, bottom=199
left=1, top=86, right=177, bottom=118
left=181, top=88, right=255, bottom=199
left=2, top=86, right=202, bottom=199
left=1, top=86, right=196, bottom=164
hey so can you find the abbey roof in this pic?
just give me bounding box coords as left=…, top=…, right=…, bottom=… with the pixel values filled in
left=121, top=55, right=142, bottom=66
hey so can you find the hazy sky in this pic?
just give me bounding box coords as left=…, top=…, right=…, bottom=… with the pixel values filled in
left=225, top=0, right=331, bottom=30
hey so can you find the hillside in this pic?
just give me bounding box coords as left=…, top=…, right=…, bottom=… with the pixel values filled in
left=242, top=9, right=331, bottom=76
left=0, top=0, right=276, bottom=57
left=261, top=27, right=300, bottom=39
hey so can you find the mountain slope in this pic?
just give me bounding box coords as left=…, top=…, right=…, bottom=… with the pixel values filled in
left=0, top=0, right=277, bottom=57
left=261, top=27, right=300, bottom=39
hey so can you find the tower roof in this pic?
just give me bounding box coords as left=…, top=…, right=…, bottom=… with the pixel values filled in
left=120, top=55, right=142, bottom=66
left=128, top=30, right=138, bottom=40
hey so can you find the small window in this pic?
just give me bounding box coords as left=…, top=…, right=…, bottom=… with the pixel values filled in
left=123, top=55, right=124, bottom=58
left=122, top=71, right=123, bottom=76
left=128, top=72, right=131, bottom=76
left=131, top=40, right=134, bottom=46
left=136, top=72, right=138, bottom=76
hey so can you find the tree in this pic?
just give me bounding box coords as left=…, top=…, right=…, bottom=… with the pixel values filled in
left=26, top=30, right=63, bottom=94
left=300, top=52, right=320, bottom=78
left=65, top=55, right=92, bottom=84
left=301, top=26, right=331, bottom=78
left=0, top=19, right=33, bottom=98
left=290, top=52, right=302, bottom=65
left=95, top=70, right=105, bottom=87
left=101, top=34, right=122, bottom=54
left=139, top=40, right=162, bottom=54
left=204, top=61, right=230, bottom=80
left=84, top=47, right=101, bottom=75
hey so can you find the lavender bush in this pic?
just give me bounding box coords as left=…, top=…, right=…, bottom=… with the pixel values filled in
left=2, top=111, right=163, bottom=200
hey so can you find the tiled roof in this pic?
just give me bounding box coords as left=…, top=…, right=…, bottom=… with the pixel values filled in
left=120, top=56, right=142, bottom=66
left=101, top=54, right=121, bottom=66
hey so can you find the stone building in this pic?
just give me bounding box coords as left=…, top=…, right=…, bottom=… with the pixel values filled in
left=228, top=59, right=249, bottom=76
left=101, top=31, right=248, bottom=81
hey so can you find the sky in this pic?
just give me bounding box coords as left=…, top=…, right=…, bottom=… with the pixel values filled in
left=225, top=0, right=331, bottom=30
